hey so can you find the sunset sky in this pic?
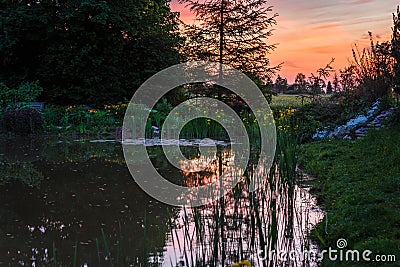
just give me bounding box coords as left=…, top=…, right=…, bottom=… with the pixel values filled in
left=170, top=0, right=398, bottom=83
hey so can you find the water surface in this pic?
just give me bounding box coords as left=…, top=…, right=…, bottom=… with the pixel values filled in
left=0, top=137, right=322, bottom=266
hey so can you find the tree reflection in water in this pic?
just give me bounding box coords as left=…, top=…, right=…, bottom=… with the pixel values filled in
left=0, top=138, right=322, bottom=266
left=164, top=147, right=323, bottom=267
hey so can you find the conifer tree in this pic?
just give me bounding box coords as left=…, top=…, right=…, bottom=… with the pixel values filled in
left=179, top=0, right=279, bottom=79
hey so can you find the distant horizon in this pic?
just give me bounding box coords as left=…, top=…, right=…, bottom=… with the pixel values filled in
left=171, top=0, right=398, bottom=83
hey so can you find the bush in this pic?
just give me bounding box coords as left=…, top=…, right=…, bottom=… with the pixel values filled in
left=62, top=106, right=116, bottom=134
left=0, top=81, right=43, bottom=109
left=42, top=106, right=67, bottom=128
left=384, top=106, right=400, bottom=126
left=150, top=98, right=173, bottom=128
left=103, top=103, right=127, bottom=125
left=40, top=104, right=128, bottom=134
left=90, top=109, right=116, bottom=131
left=294, top=101, right=345, bottom=142
left=1, top=108, right=43, bottom=134
left=338, top=93, right=370, bottom=119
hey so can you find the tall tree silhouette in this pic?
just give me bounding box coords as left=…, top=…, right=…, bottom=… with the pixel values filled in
left=179, top=0, right=279, bottom=80
left=392, top=6, right=400, bottom=94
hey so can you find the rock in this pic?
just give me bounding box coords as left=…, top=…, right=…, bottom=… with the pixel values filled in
left=354, top=127, right=369, bottom=137
left=307, top=100, right=397, bottom=140
left=312, top=128, right=330, bottom=139
left=121, top=138, right=231, bottom=147
left=375, top=114, right=387, bottom=120
left=370, top=122, right=382, bottom=128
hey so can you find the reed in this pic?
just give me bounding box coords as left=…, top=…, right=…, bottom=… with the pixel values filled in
left=66, top=108, right=315, bottom=266
left=73, top=241, right=78, bottom=267
left=52, top=242, right=57, bottom=267
left=95, top=238, right=102, bottom=267
left=101, top=228, right=114, bottom=267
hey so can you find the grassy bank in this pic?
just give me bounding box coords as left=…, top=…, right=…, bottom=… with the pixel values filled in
left=270, top=93, right=331, bottom=109
left=300, top=124, right=400, bottom=266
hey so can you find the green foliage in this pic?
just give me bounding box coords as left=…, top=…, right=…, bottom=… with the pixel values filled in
left=0, top=0, right=183, bottom=106
left=42, top=106, right=66, bottom=128
left=270, top=94, right=319, bottom=108
left=293, top=101, right=344, bottom=142
left=63, top=106, right=90, bottom=133
left=155, top=98, right=173, bottom=119
left=148, top=98, right=173, bottom=128
left=66, top=106, right=116, bottom=134
left=41, top=104, right=129, bottom=135
left=0, top=81, right=43, bottom=108
left=333, top=90, right=371, bottom=117
left=103, top=103, right=128, bottom=125
left=350, top=32, right=394, bottom=100
left=16, top=81, right=43, bottom=102
left=392, top=6, right=400, bottom=93
left=246, top=72, right=275, bottom=104
left=180, top=0, right=279, bottom=80
left=164, top=86, right=189, bottom=106
left=300, top=125, right=400, bottom=266
left=179, top=118, right=227, bottom=140
left=275, top=109, right=300, bottom=191
left=384, top=106, right=400, bottom=126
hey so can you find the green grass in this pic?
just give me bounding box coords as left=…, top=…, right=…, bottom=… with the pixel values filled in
left=270, top=94, right=331, bottom=109
left=299, top=125, right=400, bottom=266
left=271, top=94, right=303, bottom=108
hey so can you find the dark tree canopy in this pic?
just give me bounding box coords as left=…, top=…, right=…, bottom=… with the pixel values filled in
left=274, top=74, right=287, bottom=93
left=179, top=0, right=279, bottom=80
left=0, top=0, right=183, bottom=106
left=351, top=32, right=394, bottom=99
left=332, top=73, right=340, bottom=92
left=308, top=58, right=334, bottom=94
left=326, top=81, right=333, bottom=94
left=392, top=6, right=400, bottom=93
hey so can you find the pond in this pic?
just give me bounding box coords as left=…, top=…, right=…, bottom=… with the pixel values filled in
left=0, top=137, right=323, bottom=266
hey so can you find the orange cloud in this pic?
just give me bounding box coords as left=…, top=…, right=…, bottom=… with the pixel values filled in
left=310, top=24, right=341, bottom=31
left=170, top=0, right=397, bottom=83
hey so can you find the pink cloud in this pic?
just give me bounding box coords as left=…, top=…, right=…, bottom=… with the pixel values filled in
left=170, top=0, right=397, bottom=83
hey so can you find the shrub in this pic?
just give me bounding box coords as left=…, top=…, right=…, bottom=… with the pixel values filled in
left=384, top=106, right=400, bottom=126
left=150, top=98, right=173, bottom=127
left=90, top=109, right=116, bottom=131
left=0, top=81, right=43, bottom=109
left=103, top=103, right=127, bottom=125
left=294, top=101, right=344, bottom=142
left=42, top=106, right=67, bottom=128
left=351, top=33, right=394, bottom=101
left=1, top=108, right=43, bottom=134
left=41, top=104, right=127, bottom=134
left=65, top=105, right=90, bottom=127
left=333, top=90, right=371, bottom=118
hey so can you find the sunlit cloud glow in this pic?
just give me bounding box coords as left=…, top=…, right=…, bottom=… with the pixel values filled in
left=171, top=0, right=398, bottom=83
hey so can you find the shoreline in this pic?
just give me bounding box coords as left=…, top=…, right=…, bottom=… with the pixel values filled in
left=299, top=124, right=400, bottom=266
